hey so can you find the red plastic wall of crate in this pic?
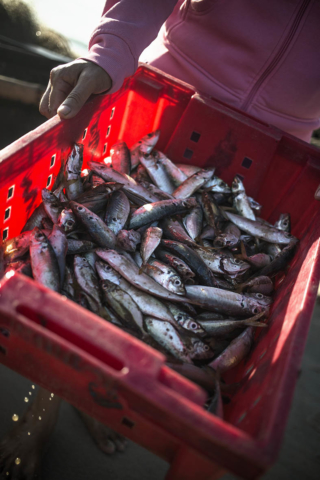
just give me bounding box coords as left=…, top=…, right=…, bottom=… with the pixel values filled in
left=0, top=65, right=320, bottom=479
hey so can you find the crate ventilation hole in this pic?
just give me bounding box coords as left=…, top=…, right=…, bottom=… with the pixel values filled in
left=4, top=206, right=11, bottom=222
left=2, top=227, right=8, bottom=241
left=82, top=128, right=88, bottom=140
left=47, top=175, right=53, bottom=188
left=242, top=157, right=253, bottom=169
left=7, top=185, right=15, bottom=200
left=106, top=125, right=111, bottom=137
left=110, top=107, right=115, bottom=120
left=50, top=154, right=56, bottom=168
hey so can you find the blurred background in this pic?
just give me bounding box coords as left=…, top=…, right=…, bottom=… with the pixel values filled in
left=0, top=0, right=105, bottom=149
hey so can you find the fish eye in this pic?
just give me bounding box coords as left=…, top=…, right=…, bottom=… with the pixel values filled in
left=177, top=314, right=183, bottom=321
left=191, top=323, right=197, bottom=329
left=66, top=220, right=74, bottom=226
left=253, top=307, right=259, bottom=314
left=204, top=345, right=210, bottom=351
left=174, top=279, right=181, bottom=286
left=78, top=206, right=83, bottom=211
left=234, top=258, right=241, bottom=264
left=256, top=293, right=263, bottom=299
left=112, top=218, right=117, bottom=222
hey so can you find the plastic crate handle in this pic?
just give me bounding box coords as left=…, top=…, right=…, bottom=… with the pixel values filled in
left=0, top=273, right=206, bottom=406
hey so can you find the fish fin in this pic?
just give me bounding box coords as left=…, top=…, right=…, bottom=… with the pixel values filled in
left=244, top=320, right=267, bottom=328
left=240, top=241, right=248, bottom=260
left=138, top=265, right=146, bottom=275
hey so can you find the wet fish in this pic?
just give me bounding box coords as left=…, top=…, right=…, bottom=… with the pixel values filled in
left=176, top=164, right=202, bottom=177
left=166, top=302, right=205, bottom=335
left=203, top=176, right=231, bottom=193
left=274, top=213, right=291, bottom=233
left=67, top=239, right=96, bottom=255
left=58, top=208, right=77, bottom=233
left=156, top=151, right=187, bottom=187
left=139, top=152, right=175, bottom=194
left=198, top=312, right=266, bottom=337
left=74, top=255, right=101, bottom=310
left=140, top=227, right=162, bottom=266
left=70, top=201, right=116, bottom=249
left=145, top=318, right=192, bottom=363
left=117, top=229, right=141, bottom=252
left=29, top=228, right=60, bottom=292
left=172, top=169, right=214, bottom=199
left=95, top=260, right=175, bottom=324
left=65, top=143, right=84, bottom=200
left=236, top=276, right=274, bottom=295
left=232, top=175, right=256, bottom=221
left=88, top=161, right=159, bottom=205
left=155, top=248, right=196, bottom=283
left=21, top=203, right=47, bottom=232
left=48, top=224, right=68, bottom=284
left=41, top=189, right=63, bottom=224
left=75, top=182, right=123, bottom=213
left=161, top=240, right=217, bottom=287
left=130, top=130, right=160, bottom=170
left=110, top=141, right=131, bottom=175
left=101, top=279, right=145, bottom=336
left=105, top=190, right=130, bottom=235
left=225, top=211, right=295, bottom=244
left=185, top=285, right=267, bottom=316
left=161, top=217, right=198, bottom=248
left=183, top=205, right=203, bottom=241
left=129, top=197, right=197, bottom=229
left=209, top=327, right=255, bottom=373
left=145, top=259, right=185, bottom=295
left=95, top=249, right=189, bottom=303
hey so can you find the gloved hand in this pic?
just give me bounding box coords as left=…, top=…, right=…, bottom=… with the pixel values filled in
left=39, top=59, right=112, bottom=119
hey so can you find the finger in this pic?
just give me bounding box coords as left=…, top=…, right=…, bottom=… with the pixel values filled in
left=39, top=81, right=52, bottom=119
left=48, top=76, right=74, bottom=117
left=57, top=72, right=95, bottom=119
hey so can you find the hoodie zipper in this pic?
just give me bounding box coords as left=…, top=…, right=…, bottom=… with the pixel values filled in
left=241, top=0, right=311, bottom=112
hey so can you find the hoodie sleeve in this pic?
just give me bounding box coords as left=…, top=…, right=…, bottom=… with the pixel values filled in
left=82, top=0, right=178, bottom=94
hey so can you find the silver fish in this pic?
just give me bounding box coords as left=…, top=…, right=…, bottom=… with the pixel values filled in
left=185, top=285, right=267, bottom=316
left=232, top=175, right=256, bottom=221
left=58, top=208, right=77, bottom=233
left=74, top=255, right=101, bottom=308
left=41, top=189, right=63, bottom=224
left=95, top=261, right=175, bottom=324
left=183, top=205, right=203, bottom=241
left=225, top=211, right=295, bottom=244
left=95, top=249, right=189, bottom=304
left=172, top=169, right=215, bottom=199
left=130, top=130, right=160, bottom=169
left=88, top=162, right=159, bottom=205
left=30, top=228, right=60, bottom=292
left=110, top=141, right=131, bottom=175
left=145, top=259, right=185, bottom=295
left=117, top=229, right=141, bottom=252
left=101, top=279, right=145, bottom=336
left=166, top=302, right=205, bottom=335
left=144, top=318, right=192, bottom=363
left=105, top=190, right=130, bottom=235
left=70, top=201, right=116, bottom=249
left=65, top=143, right=84, bottom=200
left=139, top=152, right=175, bottom=194
left=198, top=312, right=266, bottom=336
left=48, top=224, right=68, bottom=284
left=140, top=227, right=162, bottom=265
left=156, top=151, right=187, bottom=187
left=209, top=327, right=255, bottom=373
left=129, top=197, right=197, bottom=229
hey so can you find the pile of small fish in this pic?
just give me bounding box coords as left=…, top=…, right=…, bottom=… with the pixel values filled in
left=0, top=131, right=299, bottom=417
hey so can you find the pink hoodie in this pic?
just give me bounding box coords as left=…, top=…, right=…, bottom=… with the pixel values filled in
left=83, top=0, right=320, bottom=142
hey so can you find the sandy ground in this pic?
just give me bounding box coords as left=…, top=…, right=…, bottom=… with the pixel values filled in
left=0, top=299, right=319, bottom=480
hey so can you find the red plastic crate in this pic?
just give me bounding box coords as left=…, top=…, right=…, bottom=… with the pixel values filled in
left=0, top=65, right=320, bottom=479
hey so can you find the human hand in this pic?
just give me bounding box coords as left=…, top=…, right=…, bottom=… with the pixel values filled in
left=39, top=59, right=112, bottom=119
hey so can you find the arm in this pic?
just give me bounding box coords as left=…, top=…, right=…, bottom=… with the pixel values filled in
left=39, top=0, right=177, bottom=119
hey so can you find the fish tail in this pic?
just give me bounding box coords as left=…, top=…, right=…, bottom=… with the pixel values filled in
left=244, top=320, right=267, bottom=328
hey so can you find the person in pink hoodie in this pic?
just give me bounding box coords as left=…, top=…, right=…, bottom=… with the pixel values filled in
left=40, top=0, right=320, bottom=142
